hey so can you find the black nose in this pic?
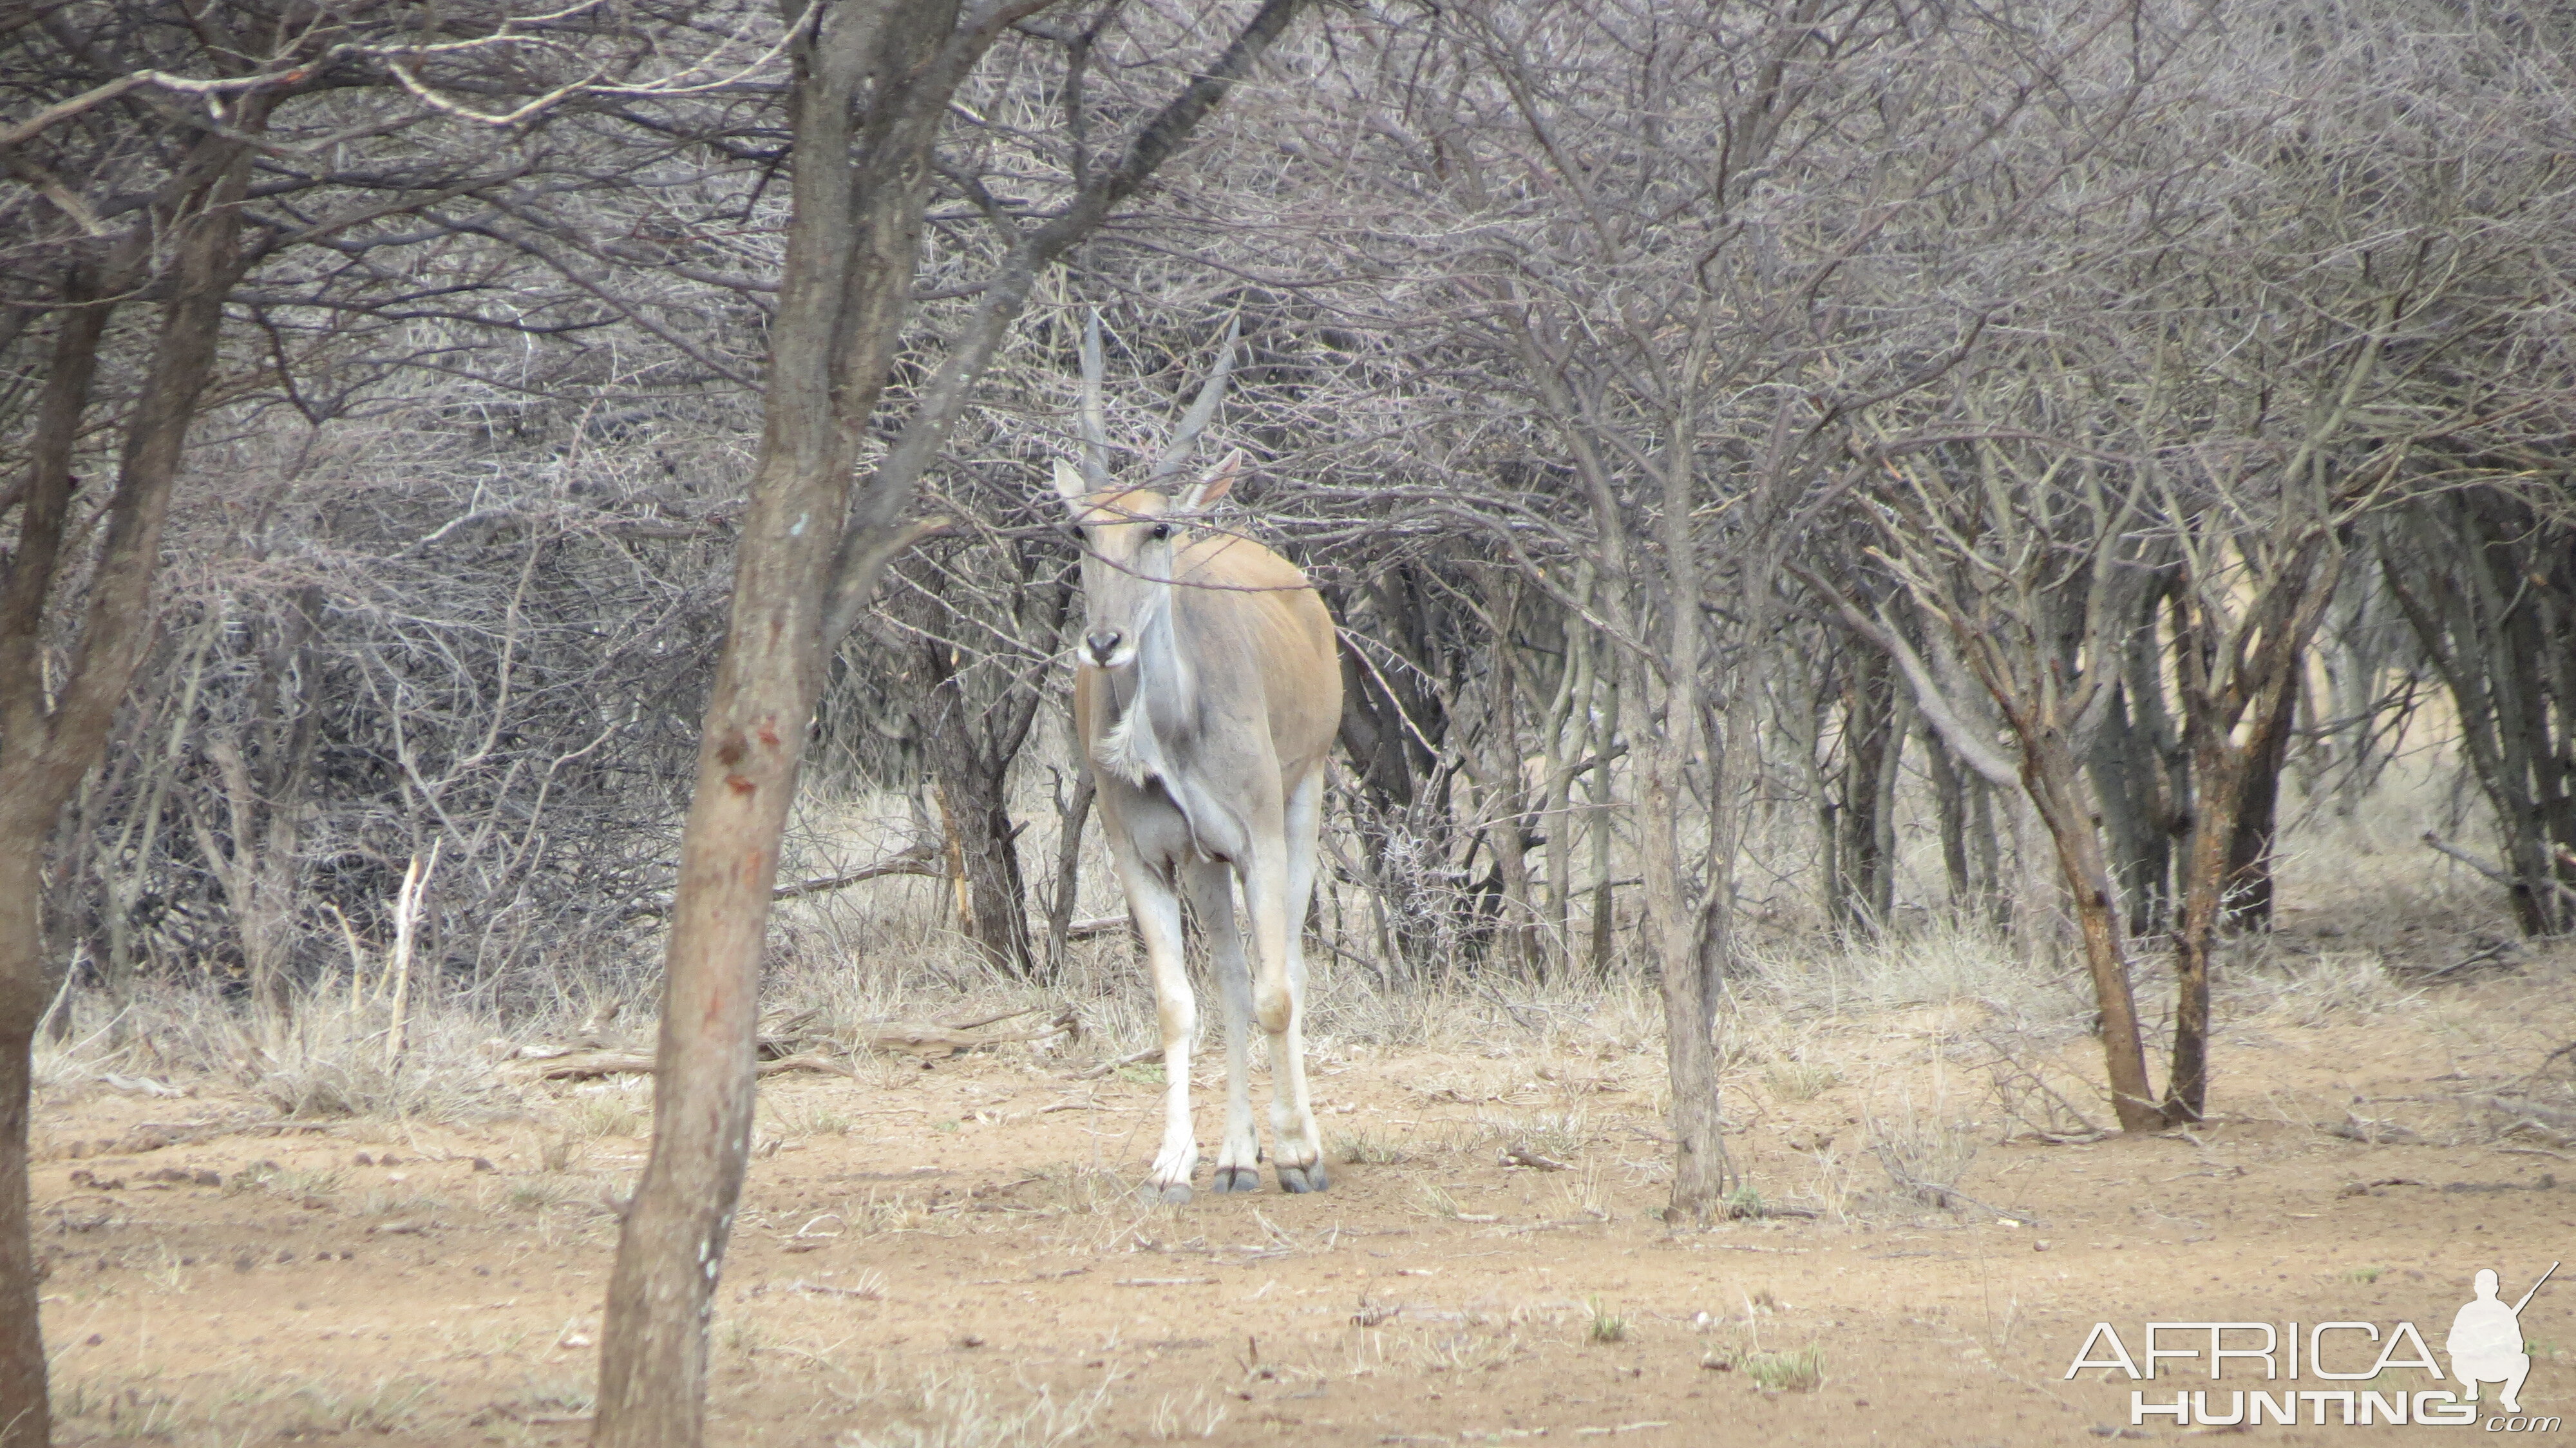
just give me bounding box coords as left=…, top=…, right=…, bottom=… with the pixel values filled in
left=1086, top=629, right=1123, bottom=662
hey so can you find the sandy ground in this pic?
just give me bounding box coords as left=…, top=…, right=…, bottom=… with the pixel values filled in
left=31, top=935, right=2576, bottom=1447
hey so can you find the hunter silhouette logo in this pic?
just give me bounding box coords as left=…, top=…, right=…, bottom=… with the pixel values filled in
left=2067, top=1261, right=2562, bottom=1429
left=2453, top=1263, right=2555, bottom=1416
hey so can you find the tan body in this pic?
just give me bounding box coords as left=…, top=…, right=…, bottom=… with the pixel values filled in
left=1058, top=466, right=1342, bottom=1199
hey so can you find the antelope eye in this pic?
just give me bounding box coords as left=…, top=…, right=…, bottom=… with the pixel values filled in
left=1150, top=522, right=1171, bottom=540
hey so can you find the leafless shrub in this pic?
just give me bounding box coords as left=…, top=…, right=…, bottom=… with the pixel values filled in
left=1864, top=1095, right=1984, bottom=1214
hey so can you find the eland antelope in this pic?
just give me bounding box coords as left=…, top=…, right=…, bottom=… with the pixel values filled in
left=1052, top=318, right=1341, bottom=1201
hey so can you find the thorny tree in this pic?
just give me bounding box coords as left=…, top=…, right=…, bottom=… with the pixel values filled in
left=586, top=1, right=1313, bottom=1442
left=0, top=2, right=597, bottom=1433
left=1296, top=0, right=2164, bottom=1217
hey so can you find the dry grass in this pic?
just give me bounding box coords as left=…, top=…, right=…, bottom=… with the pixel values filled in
left=1864, top=1100, right=1983, bottom=1212
left=837, top=1371, right=1106, bottom=1448
left=23, top=741, right=2532, bottom=1211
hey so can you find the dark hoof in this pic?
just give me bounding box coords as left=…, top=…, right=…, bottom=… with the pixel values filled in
left=1212, top=1165, right=1262, bottom=1194
left=1276, top=1161, right=1329, bottom=1194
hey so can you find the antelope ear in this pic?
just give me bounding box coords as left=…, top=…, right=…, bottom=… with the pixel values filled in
left=1050, top=458, right=1090, bottom=505
left=1178, top=450, right=1243, bottom=513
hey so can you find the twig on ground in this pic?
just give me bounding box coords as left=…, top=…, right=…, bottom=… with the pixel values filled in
left=1072, top=1044, right=1160, bottom=1080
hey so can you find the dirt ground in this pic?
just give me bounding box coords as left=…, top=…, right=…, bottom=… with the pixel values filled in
left=32, top=932, right=2576, bottom=1447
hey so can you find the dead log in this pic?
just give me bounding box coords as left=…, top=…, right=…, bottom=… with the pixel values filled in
left=507, top=1050, right=860, bottom=1083
left=860, top=1009, right=1075, bottom=1057
left=505, top=1007, right=1075, bottom=1079
left=622, top=841, right=942, bottom=920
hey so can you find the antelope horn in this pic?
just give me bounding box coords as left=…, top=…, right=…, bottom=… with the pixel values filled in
left=1145, top=312, right=1242, bottom=486
left=1079, top=310, right=1113, bottom=493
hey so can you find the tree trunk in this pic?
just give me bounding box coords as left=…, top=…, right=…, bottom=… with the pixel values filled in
left=1969, top=763, right=2003, bottom=929
left=0, top=122, right=255, bottom=1444
left=2020, top=734, right=2163, bottom=1132
left=1587, top=658, right=1621, bottom=975
left=1481, top=597, right=1540, bottom=977
left=2166, top=746, right=2238, bottom=1127
left=592, top=2, right=1312, bottom=1434
left=2166, top=534, right=2338, bottom=1125
left=2381, top=497, right=2574, bottom=936
left=593, top=5, right=951, bottom=1437
left=1832, top=651, right=1898, bottom=938
left=2088, top=682, right=2174, bottom=938
left=1926, top=721, right=1973, bottom=918
left=2222, top=669, right=2299, bottom=931
left=924, top=700, right=1034, bottom=976
left=0, top=852, right=46, bottom=1448
left=1634, top=647, right=1729, bottom=1221
left=1044, top=772, right=1094, bottom=979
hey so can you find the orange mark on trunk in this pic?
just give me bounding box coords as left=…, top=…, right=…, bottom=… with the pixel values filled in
left=715, top=734, right=747, bottom=767
left=726, top=776, right=755, bottom=795
left=756, top=722, right=781, bottom=747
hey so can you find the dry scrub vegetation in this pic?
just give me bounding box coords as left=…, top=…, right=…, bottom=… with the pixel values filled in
left=9, top=0, right=2576, bottom=1442
left=25, top=756, right=2576, bottom=1443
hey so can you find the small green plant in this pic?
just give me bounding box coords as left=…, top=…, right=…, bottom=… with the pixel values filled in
left=1587, top=1299, right=1627, bottom=1344
left=1723, top=1185, right=1766, bottom=1220
left=2344, top=1266, right=2383, bottom=1284
left=933, top=1118, right=961, bottom=1134
left=1115, top=1062, right=1166, bottom=1085
left=1414, top=1184, right=1465, bottom=1219
left=1744, top=1346, right=1824, bottom=1393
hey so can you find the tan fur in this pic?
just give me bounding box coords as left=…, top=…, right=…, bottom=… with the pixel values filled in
left=1060, top=480, right=1342, bottom=1199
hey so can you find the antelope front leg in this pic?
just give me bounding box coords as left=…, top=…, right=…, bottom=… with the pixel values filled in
left=1115, top=849, right=1198, bottom=1204
left=1185, top=862, right=1261, bottom=1194
left=1244, top=847, right=1324, bottom=1194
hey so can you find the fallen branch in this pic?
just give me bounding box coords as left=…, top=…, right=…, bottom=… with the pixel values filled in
left=2483, top=1095, right=2576, bottom=1147
left=759, top=1052, right=858, bottom=1079
left=2320, top=1114, right=2425, bottom=1145
left=2424, top=832, right=2576, bottom=910
left=506, top=1005, right=1075, bottom=1080
left=624, top=841, right=943, bottom=920
left=507, top=1049, right=860, bottom=1082
left=771, top=843, right=944, bottom=901
left=1071, top=1044, right=1160, bottom=1080
left=861, top=1008, right=1075, bottom=1057
left=97, top=1072, right=186, bottom=1099
left=938, top=1004, right=1046, bottom=1031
